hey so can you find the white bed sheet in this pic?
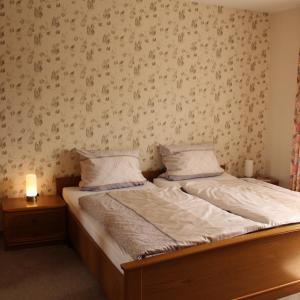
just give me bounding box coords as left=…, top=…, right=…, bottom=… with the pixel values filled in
left=62, top=182, right=156, bottom=273
left=153, top=172, right=236, bottom=188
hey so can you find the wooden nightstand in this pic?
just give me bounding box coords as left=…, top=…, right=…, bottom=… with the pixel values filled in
left=2, top=195, right=66, bottom=249
left=255, top=176, right=279, bottom=186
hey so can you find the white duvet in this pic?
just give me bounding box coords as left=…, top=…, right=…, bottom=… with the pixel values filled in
left=79, top=187, right=266, bottom=259
left=183, top=178, right=300, bottom=226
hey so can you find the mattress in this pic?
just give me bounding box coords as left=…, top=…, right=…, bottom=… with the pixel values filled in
left=62, top=181, right=156, bottom=273
left=153, top=172, right=236, bottom=188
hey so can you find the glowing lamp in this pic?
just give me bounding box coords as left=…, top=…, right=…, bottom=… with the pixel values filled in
left=26, top=174, right=38, bottom=202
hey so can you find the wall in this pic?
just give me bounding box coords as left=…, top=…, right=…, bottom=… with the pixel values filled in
left=1, top=0, right=270, bottom=197
left=266, top=8, right=300, bottom=187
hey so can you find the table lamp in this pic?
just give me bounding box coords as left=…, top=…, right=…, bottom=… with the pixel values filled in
left=26, top=174, right=38, bottom=202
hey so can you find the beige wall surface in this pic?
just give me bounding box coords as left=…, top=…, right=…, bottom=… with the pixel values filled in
left=1, top=1, right=270, bottom=198
left=266, top=8, right=300, bottom=187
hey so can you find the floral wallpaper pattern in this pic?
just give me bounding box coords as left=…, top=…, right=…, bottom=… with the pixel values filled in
left=1, top=0, right=270, bottom=197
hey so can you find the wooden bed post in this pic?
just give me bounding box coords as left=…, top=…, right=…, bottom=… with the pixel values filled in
left=123, top=269, right=142, bottom=300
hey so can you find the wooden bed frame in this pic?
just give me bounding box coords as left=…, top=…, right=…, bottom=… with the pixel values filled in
left=56, top=172, right=300, bottom=300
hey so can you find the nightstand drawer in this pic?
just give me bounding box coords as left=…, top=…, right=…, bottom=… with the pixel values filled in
left=3, top=209, right=66, bottom=247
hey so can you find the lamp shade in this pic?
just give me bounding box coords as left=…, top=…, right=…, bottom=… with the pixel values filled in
left=26, top=174, right=37, bottom=197
left=244, top=160, right=254, bottom=178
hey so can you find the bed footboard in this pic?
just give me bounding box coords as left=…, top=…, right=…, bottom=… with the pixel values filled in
left=122, top=224, right=300, bottom=300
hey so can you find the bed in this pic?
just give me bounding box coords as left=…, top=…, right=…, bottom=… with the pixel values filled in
left=57, top=171, right=300, bottom=300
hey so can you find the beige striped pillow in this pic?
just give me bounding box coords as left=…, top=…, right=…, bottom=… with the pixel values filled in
left=76, top=149, right=146, bottom=191
left=159, top=144, right=224, bottom=180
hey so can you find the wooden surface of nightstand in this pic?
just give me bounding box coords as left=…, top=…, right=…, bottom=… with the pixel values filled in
left=254, top=176, right=279, bottom=186
left=2, top=195, right=66, bottom=249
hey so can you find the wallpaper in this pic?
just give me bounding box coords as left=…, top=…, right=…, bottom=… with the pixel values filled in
left=1, top=0, right=270, bottom=197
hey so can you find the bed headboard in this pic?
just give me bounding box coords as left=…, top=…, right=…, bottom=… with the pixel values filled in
left=56, top=163, right=227, bottom=197
left=55, top=168, right=166, bottom=197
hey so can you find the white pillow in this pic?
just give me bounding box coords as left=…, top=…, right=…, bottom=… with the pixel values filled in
left=159, top=143, right=214, bottom=156
left=159, top=144, right=224, bottom=180
left=76, top=149, right=146, bottom=191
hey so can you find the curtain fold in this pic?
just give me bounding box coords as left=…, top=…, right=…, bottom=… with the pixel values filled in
left=290, top=49, right=300, bottom=191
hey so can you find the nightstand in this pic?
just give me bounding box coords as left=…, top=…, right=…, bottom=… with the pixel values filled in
left=2, top=195, right=66, bottom=249
left=254, top=176, right=279, bottom=186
